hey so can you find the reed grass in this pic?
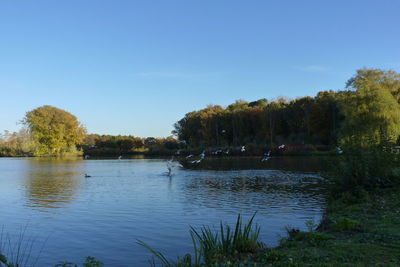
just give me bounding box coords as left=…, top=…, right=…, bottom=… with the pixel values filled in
left=0, top=225, right=46, bottom=267
left=138, top=213, right=262, bottom=266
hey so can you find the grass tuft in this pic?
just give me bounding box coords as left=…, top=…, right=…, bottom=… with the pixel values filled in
left=138, top=213, right=262, bottom=266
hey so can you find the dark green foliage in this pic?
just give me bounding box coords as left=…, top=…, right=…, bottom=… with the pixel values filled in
left=261, top=250, right=286, bottom=263
left=173, top=92, right=341, bottom=148
left=289, top=232, right=335, bottom=246
left=83, top=257, right=104, bottom=267
left=330, top=142, right=400, bottom=194
left=82, top=134, right=179, bottom=157
left=332, top=217, right=362, bottom=232
left=0, top=254, right=7, bottom=265
left=173, top=68, right=400, bottom=159
left=54, top=257, right=104, bottom=267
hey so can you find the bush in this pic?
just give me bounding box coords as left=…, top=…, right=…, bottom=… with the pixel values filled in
left=330, top=142, right=400, bottom=194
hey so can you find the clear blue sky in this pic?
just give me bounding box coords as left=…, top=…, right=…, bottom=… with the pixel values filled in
left=1, top=0, right=399, bottom=137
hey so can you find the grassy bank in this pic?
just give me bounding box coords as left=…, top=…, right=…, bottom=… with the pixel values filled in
left=258, top=188, right=400, bottom=266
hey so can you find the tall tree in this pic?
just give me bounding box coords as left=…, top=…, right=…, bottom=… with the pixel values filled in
left=339, top=69, right=400, bottom=146
left=23, top=105, right=86, bottom=156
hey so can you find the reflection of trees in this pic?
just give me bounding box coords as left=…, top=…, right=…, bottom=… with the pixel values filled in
left=179, top=157, right=331, bottom=172
left=182, top=171, right=327, bottom=212
left=24, top=158, right=83, bottom=210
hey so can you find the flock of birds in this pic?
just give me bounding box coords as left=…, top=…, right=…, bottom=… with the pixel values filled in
left=183, top=144, right=286, bottom=166
left=83, top=144, right=344, bottom=178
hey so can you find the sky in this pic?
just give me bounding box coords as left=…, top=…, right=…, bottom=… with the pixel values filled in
left=1, top=0, right=399, bottom=137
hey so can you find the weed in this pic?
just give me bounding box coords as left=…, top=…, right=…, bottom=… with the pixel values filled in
left=262, top=250, right=286, bottom=263
left=332, top=217, right=362, bottom=232
left=291, top=231, right=335, bottom=246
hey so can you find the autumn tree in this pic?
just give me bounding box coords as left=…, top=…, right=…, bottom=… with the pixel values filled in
left=23, top=105, right=86, bottom=156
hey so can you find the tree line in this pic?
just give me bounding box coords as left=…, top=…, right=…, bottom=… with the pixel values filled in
left=173, top=68, right=400, bottom=150
left=0, top=107, right=180, bottom=157
left=1, top=68, right=399, bottom=157
left=82, top=134, right=180, bottom=157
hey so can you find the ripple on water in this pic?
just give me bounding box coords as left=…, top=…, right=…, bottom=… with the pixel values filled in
left=0, top=158, right=327, bottom=266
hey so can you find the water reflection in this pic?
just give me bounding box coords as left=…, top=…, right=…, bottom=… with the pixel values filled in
left=24, top=158, right=83, bottom=211
left=181, top=170, right=327, bottom=215
left=179, top=156, right=333, bottom=172
left=0, top=157, right=329, bottom=266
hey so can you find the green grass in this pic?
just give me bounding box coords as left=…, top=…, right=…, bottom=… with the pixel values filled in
left=256, top=188, right=400, bottom=267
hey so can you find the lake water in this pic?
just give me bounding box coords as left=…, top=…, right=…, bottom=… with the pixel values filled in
left=0, top=157, right=328, bottom=266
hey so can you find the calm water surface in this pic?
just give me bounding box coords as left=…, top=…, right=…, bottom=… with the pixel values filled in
left=0, top=157, right=328, bottom=266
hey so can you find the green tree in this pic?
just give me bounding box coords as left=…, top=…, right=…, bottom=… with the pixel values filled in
left=339, top=69, right=400, bottom=146
left=23, top=105, right=86, bottom=156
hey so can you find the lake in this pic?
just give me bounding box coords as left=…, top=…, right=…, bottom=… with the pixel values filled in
left=0, top=157, right=328, bottom=266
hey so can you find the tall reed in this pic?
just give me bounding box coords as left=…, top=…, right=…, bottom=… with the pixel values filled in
left=138, top=213, right=262, bottom=266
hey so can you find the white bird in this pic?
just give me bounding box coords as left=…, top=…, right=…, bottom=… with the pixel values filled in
left=199, top=151, right=205, bottom=159
left=336, top=147, right=343, bottom=154
left=186, top=154, right=193, bottom=159
left=165, top=157, right=175, bottom=176
left=241, top=146, right=246, bottom=152
left=224, top=149, right=230, bottom=155
left=167, top=167, right=172, bottom=176
left=118, top=155, right=122, bottom=160
left=261, top=156, right=270, bottom=162
left=278, top=144, right=285, bottom=149
left=265, top=150, right=271, bottom=157
left=212, top=149, right=222, bottom=155
left=167, top=158, right=174, bottom=166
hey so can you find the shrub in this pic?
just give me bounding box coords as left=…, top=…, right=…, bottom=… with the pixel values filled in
left=329, top=142, right=400, bottom=194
